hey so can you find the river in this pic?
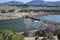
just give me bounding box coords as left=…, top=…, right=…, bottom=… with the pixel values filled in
left=34, top=15, right=60, bottom=23
left=0, top=15, right=60, bottom=32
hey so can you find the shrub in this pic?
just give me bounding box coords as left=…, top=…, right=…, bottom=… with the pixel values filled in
left=47, top=33, right=54, bottom=40
left=57, top=30, right=60, bottom=40
left=57, top=33, right=60, bottom=40
left=35, top=30, right=48, bottom=37
left=1, top=10, right=6, bottom=13
left=35, top=36, right=39, bottom=40
left=41, top=37, right=47, bottom=40
left=8, top=9, right=15, bottom=13
left=22, top=31, right=29, bottom=37
left=0, top=30, right=24, bottom=40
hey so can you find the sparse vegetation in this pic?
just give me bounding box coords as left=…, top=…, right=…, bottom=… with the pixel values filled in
left=0, top=4, right=60, bottom=12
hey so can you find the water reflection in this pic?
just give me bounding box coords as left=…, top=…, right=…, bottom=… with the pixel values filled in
left=34, top=15, right=60, bottom=23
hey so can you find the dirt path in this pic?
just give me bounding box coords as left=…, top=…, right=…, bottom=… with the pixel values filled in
left=25, top=37, right=43, bottom=40
left=25, top=37, right=35, bottom=40
left=25, top=36, right=58, bottom=40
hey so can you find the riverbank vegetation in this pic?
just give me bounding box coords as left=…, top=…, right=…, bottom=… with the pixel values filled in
left=0, top=30, right=24, bottom=40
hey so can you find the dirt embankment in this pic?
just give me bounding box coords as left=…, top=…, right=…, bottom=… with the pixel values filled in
left=0, top=12, right=29, bottom=20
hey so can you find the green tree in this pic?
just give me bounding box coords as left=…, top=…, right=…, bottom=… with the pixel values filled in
left=0, top=30, right=24, bottom=40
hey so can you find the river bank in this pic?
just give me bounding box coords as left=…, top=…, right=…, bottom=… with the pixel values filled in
left=0, top=12, right=60, bottom=20
left=0, top=12, right=28, bottom=20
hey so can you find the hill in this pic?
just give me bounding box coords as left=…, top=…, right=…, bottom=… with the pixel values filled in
left=0, top=0, right=60, bottom=6
left=26, top=0, right=60, bottom=6
left=26, top=0, right=45, bottom=5
left=1, top=1, right=24, bottom=4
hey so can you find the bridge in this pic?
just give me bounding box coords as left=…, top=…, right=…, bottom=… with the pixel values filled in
left=25, top=16, right=40, bottom=21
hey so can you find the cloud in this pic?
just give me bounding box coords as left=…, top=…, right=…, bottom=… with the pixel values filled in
left=0, top=0, right=60, bottom=3
left=44, top=0, right=60, bottom=2
left=0, top=0, right=32, bottom=3
left=0, top=0, right=12, bottom=2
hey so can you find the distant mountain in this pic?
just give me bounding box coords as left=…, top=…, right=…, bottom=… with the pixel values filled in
left=26, top=0, right=45, bottom=5
left=1, top=1, right=24, bottom=4
left=26, top=0, right=60, bottom=6
left=45, top=1, right=60, bottom=6
left=0, top=0, right=60, bottom=6
left=52, top=1, right=60, bottom=5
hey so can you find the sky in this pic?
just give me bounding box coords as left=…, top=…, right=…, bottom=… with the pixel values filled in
left=0, top=0, right=60, bottom=3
